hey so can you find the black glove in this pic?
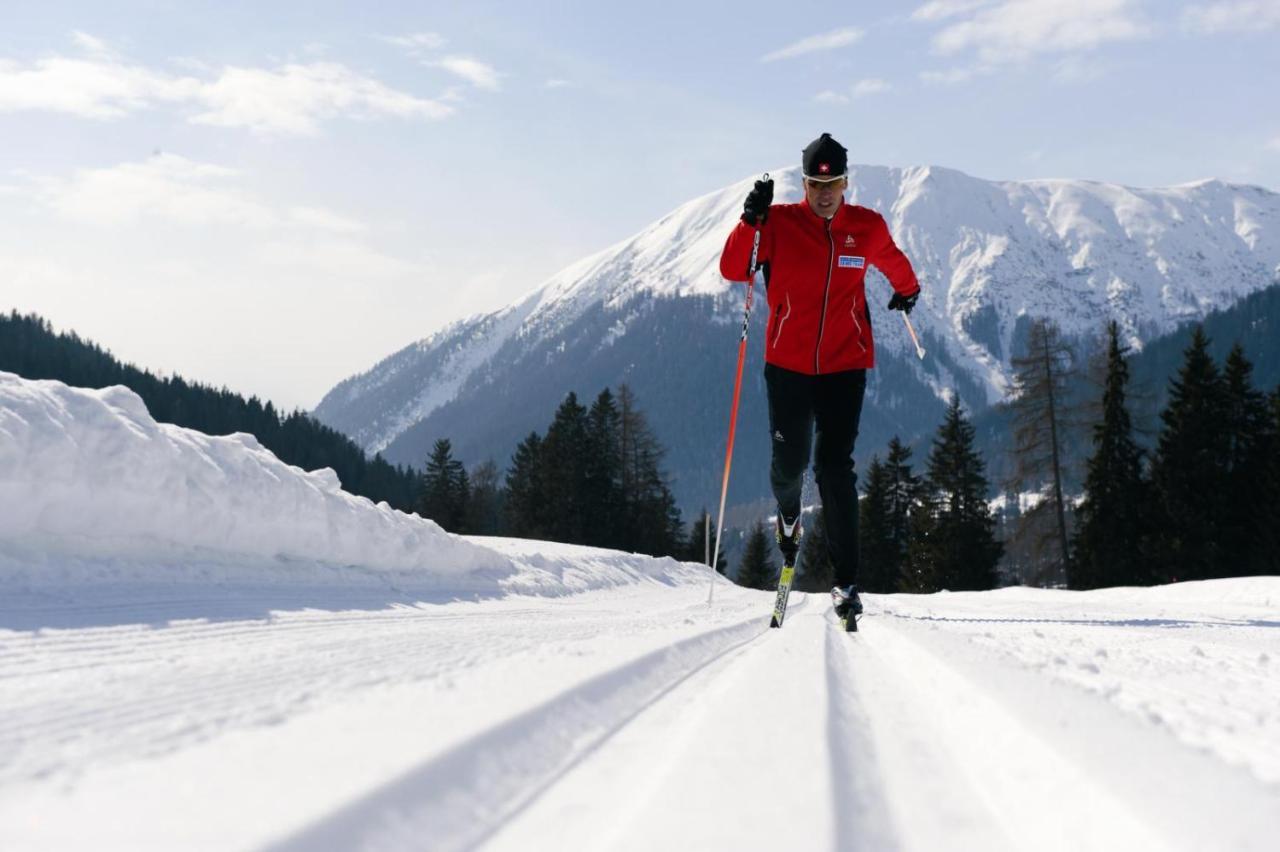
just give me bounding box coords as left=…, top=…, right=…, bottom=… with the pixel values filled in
left=742, top=178, right=773, bottom=226
left=888, top=290, right=920, bottom=314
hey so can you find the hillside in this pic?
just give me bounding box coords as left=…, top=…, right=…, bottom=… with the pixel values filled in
left=0, top=311, right=420, bottom=512
left=314, top=165, right=1280, bottom=511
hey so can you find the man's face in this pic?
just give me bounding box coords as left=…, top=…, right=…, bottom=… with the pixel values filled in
left=805, top=176, right=846, bottom=219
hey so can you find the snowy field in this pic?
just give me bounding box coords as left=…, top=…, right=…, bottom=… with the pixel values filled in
left=3, top=373, right=1280, bottom=851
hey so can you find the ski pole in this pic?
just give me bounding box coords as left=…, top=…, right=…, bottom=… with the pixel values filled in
left=709, top=178, right=766, bottom=605
left=901, top=312, right=926, bottom=360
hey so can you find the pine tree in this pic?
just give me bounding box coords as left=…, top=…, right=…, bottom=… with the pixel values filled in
left=795, top=508, right=834, bottom=592
left=617, top=384, right=684, bottom=557
left=583, top=389, right=623, bottom=548
left=860, top=437, right=922, bottom=593
left=540, top=393, right=591, bottom=544
left=1008, top=318, right=1076, bottom=586
left=505, top=431, right=546, bottom=538
left=1261, top=388, right=1280, bottom=574
left=1221, top=344, right=1270, bottom=575
left=912, top=395, right=1003, bottom=591
left=465, top=459, right=504, bottom=536
left=684, top=510, right=728, bottom=574
left=1149, top=327, right=1229, bottom=581
left=737, top=519, right=777, bottom=590
left=420, top=438, right=468, bottom=532
left=1072, top=321, right=1152, bottom=588
left=858, top=455, right=897, bottom=592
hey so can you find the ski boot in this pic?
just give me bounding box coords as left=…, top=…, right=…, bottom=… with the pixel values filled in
left=832, top=585, right=863, bottom=632
left=775, top=514, right=802, bottom=566
left=770, top=515, right=802, bottom=628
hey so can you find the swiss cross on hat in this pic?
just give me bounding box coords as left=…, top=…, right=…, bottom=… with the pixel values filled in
left=802, top=132, right=848, bottom=180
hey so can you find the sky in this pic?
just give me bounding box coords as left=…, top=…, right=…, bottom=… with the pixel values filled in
left=2, top=0, right=1278, bottom=410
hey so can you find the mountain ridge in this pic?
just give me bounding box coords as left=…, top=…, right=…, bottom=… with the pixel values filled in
left=314, top=163, right=1280, bottom=510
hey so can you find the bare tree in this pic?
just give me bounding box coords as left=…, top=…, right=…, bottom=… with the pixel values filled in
left=1008, top=318, right=1077, bottom=587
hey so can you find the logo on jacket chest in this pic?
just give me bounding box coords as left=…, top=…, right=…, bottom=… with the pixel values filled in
left=838, top=255, right=865, bottom=269
left=843, top=235, right=856, bottom=248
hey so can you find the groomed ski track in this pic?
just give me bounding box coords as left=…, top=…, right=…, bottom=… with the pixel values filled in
left=4, top=567, right=1279, bottom=852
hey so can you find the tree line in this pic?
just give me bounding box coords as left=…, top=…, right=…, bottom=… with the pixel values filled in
left=0, top=310, right=421, bottom=511
left=735, top=317, right=1280, bottom=594
left=736, top=394, right=1004, bottom=594
left=1070, top=322, right=1280, bottom=587
left=416, top=385, right=720, bottom=563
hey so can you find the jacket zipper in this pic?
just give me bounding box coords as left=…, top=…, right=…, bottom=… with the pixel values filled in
left=771, top=294, right=791, bottom=349
left=813, top=219, right=835, bottom=373
left=850, top=302, right=868, bottom=353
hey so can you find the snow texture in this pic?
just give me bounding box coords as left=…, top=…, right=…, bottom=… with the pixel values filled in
left=3, top=372, right=1280, bottom=850
left=0, top=371, right=700, bottom=612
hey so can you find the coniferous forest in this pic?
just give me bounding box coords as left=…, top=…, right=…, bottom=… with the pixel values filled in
left=7, top=308, right=1279, bottom=589
left=1, top=311, right=421, bottom=511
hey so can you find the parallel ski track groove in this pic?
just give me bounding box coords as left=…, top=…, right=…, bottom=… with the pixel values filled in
left=266, top=599, right=805, bottom=852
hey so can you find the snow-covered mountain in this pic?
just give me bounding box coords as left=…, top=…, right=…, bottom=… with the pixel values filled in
left=314, top=165, right=1280, bottom=509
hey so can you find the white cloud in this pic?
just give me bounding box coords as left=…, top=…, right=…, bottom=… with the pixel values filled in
left=921, top=0, right=1150, bottom=64
left=70, top=31, right=113, bottom=56
left=1182, top=1, right=1280, bottom=33
left=1268, top=136, right=1280, bottom=153
left=36, top=154, right=274, bottom=228
left=762, top=28, right=864, bottom=62
left=852, top=78, right=891, bottom=97
left=431, top=56, right=501, bottom=91
left=0, top=54, right=200, bottom=118
left=193, top=62, right=454, bottom=134
left=812, top=78, right=891, bottom=105
left=0, top=33, right=454, bottom=133
left=382, top=32, right=448, bottom=52
left=31, top=153, right=370, bottom=233
left=912, top=1, right=993, bottom=22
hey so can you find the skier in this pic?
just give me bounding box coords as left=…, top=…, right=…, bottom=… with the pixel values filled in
left=718, top=132, right=921, bottom=626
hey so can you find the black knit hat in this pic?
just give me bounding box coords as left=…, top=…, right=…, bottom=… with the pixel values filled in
left=802, top=132, right=847, bottom=180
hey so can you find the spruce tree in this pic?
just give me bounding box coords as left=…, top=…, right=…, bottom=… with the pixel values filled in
left=1221, top=344, right=1270, bottom=575
left=886, top=439, right=921, bottom=546
left=466, top=459, right=504, bottom=536
left=420, top=438, right=468, bottom=532
left=861, top=437, right=922, bottom=593
left=684, top=510, right=728, bottom=574
left=737, top=519, right=777, bottom=590
left=617, top=384, right=684, bottom=557
left=1262, top=388, right=1280, bottom=574
left=858, top=455, right=897, bottom=592
left=1008, top=318, right=1076, bottom=586
left=505, top=432, right=546, bottom=538
left=914, top=395, right=1003, bottom=591
left=1149, top=326, right=1229, bottom=582
left=795, top=509, right=834, bottom=592
left=583, top=389, right=624, bottom=548
left=1072, top=321, right=1152, bottom=589
left=540, top=393, right=591, bottom=544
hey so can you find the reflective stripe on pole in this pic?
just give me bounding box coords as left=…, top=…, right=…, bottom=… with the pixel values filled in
left=709, top=189, right=765, bottom=605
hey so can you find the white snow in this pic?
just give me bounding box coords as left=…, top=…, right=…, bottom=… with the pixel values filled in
left=3, top=372, right=1280, bottom=850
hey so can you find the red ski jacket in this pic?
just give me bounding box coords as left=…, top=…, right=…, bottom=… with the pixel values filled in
left=719, top=201, right=919, bottom=374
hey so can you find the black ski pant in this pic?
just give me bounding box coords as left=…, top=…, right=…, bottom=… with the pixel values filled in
left=764, top=363, right=867, bottom=589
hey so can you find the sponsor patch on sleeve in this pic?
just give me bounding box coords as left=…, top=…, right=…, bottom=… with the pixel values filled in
left=838, top=255, right=865, bottom=269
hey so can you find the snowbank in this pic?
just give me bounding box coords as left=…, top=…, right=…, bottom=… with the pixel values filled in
left=0, top=373, right=704, bottom=618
